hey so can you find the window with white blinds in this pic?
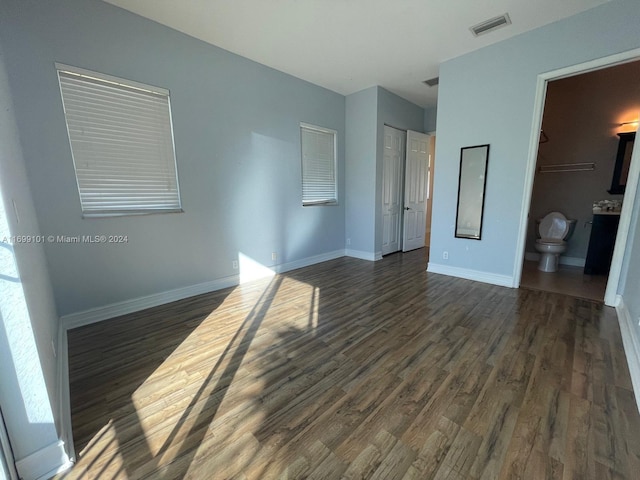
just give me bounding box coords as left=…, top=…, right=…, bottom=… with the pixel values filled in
left=300, top=123, right=337, bottom=206
left=56, top=64, right=181, bottom=217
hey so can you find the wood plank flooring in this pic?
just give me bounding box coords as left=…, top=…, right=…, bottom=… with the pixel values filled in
left=59, top=249, right=640, bottom=479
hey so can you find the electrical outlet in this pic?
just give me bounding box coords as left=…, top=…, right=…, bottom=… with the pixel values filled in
left=232, top=260, right=238, bottom=269
left=443, top=251, right=449, bottom=260
left=346, top=238, right=351, bottom=245
left=272, top=252, right=277, bottom=261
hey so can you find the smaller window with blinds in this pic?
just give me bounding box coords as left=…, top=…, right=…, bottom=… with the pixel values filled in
left=300, top=123, right=338, bottom=206
left=56, top=64, right=181, bottom=217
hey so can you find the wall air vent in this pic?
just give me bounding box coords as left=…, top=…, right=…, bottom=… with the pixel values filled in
left=470, top=13, right=511, bottom=37
left=423, top=77, right=439, bottom=87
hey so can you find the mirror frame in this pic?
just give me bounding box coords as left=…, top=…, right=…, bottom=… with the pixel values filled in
left=609, top=131, right=635, bottom=194
left=455, top=144, right=490, bottom=240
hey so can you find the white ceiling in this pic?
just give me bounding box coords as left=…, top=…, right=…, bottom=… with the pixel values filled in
left=103, top=0, right=611, bottom=108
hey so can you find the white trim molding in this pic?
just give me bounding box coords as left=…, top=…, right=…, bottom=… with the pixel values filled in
left=0, top=409, right=18, bottom=480
left=15, top=440, right=72, bottom=480
left=61, top=274, right=240, bottom=330
left=345, top=249, right=382, bottom=261
left=615, top=296, right=640, bottom=415
left=61, top=249, right=347, bottom=330
left=57, top=249, right=347, bottom=463
left=274, top=249, right=345, bottom=274
left=427, top=262, right=513, bottom=288
left=57, top=320, right=75, bottom=465
left=512, top=47, right=640, bottom=302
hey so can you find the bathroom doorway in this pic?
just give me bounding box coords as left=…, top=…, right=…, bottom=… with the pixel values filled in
left=520, top=59, right=640, bottom=302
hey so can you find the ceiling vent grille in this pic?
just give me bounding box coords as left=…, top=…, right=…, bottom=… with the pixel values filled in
left=470, top=13, right=511, bottom=36
left=423, top=77, right=439, bottom=87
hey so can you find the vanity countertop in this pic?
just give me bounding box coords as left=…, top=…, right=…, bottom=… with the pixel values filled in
left=593, top=210, right=621, bottom=215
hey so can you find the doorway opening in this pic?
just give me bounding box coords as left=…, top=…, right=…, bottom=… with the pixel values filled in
left=515, top=51, right=640, bottom=305
left=380, top=125, right=432, bottom=257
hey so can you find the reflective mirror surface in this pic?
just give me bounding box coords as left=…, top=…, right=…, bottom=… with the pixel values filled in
left=455, top=144, right=489, bottom=240
left=609, top=132, right=634, bottom=194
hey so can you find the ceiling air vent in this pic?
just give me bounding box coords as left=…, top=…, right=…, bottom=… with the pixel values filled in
left=423, top=77, right=439, bottom=87
left=470, top=13, right=511, bottom=37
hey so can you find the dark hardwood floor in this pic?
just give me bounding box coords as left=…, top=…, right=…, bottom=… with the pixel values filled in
left=59, top=249, right=640, bottom=479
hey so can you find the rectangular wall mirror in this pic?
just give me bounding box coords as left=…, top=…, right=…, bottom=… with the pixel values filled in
left=609, top=131, right=634, bottom=194
left=455, top=144, right=490, bottom=240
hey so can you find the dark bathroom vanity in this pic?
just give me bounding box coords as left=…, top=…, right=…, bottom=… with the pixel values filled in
left=584, top=212, right=620, bottom=275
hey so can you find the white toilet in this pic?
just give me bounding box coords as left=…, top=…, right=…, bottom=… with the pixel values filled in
left=534, top=212, right=576, bottom=272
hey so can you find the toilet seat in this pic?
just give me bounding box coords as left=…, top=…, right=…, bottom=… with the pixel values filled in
left=536, top=238, right=565, bottom=245
left=535, top=212, right=570, bottom=273
left=538, top=212, right=569, bottom=240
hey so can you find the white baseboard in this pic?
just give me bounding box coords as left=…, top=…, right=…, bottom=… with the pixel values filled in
left=56, top=249, right=346, bottom=466
left=61, top=249, right=347, bottom=331
left=60, top=274, right=239, bottom=330
left=345, top=249, right=382, bottom=261
left=15, top=440, right=73, bottom=480
left=615, top=296, right=640, bottom=415
left=274, top=249, right=345, bottom=274
left=524, top=251, right=586, bottom=268
left=57, top=320, right=75, bottom=465
left=427, top=262, right=513, bottom=288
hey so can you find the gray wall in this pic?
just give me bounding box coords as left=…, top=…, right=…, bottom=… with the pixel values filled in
left=527, top=61, right=640, bottom=261
left=344, top=86, right=425, bottom=258
left=430, top=0, right=640, bottom=278
left=345, top=87, right=378, bottom=256
left=0, top=42, right=60, bottom=466
left=0, top=0, right=346, bottom=316
left=424, top=107, right=437, bottom=133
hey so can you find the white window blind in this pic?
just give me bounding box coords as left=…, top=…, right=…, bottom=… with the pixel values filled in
left=56, top=64, right=181, bottom=217
left=300, top=123, right=337, bottom=206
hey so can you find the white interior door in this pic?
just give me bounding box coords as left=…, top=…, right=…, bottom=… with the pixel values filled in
left=381, top=126, right=406, bottom=255
left=425, top=136, right=435, bottom=247
left=403, top=130, right=431, bottom=252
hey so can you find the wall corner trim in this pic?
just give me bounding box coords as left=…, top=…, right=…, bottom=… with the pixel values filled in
left=426, top=263, right=513, bottom=288
left=15, top=440, right=73, bottom=480
left=615, top=296, right=640, bottom=415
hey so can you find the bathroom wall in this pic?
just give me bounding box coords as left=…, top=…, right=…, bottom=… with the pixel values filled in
left=526, top=60, right=640, bottom=263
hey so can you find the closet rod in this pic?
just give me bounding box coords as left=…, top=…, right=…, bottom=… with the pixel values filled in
left=538, top=162, right=595, bottom=173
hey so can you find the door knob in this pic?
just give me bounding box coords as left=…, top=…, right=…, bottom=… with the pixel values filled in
left=404, top=207, right=410, bottom=210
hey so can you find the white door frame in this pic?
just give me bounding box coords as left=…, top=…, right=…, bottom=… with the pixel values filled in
left=0, top=407, right=18, bottom=480
left=513, top=48, right=640, bottom=306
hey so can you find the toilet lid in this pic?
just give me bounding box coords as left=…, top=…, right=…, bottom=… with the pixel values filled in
left=538, top=212, right=568, bottom=240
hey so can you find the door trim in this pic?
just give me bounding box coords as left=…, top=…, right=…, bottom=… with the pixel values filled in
left=0, top=407, right=18, bottom=480
left=513, top=47, right=640, bottom=307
